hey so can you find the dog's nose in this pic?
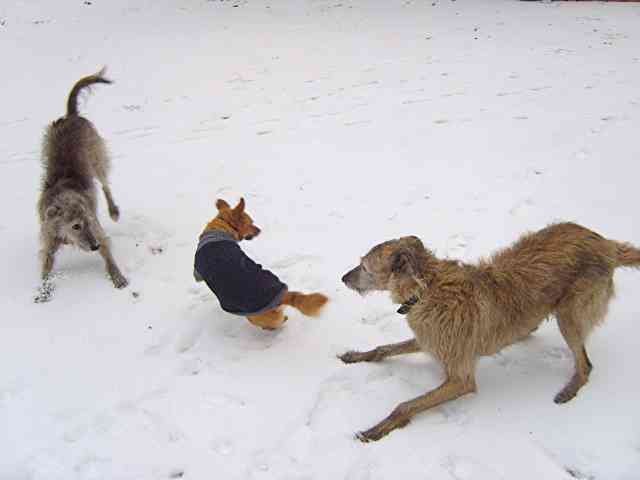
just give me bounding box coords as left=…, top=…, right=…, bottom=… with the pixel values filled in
left=91, top=244, right=100, bottom=251
left=341, top=271, right=350, bottom=284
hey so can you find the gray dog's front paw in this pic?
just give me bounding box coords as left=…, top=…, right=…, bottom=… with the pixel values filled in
left=34, top=292, right=53, bottom=303
left=109, top=205, right=120, bottom=222
left=112, top=273, right=129, bottom=289
left=34, top=280, right=55, bottom=303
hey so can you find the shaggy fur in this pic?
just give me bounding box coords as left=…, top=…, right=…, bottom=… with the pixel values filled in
left=340, top=222, right=640, bottom=442
left=36, top=68, right=127, bottom=302
left=197, top=198, right=328, bottom=329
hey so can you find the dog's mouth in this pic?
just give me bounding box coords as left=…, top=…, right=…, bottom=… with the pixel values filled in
left=244, top=226, right=261, bottom=241
left=341, top=267, right=365, bottom=295
left=341, top=279, right=368, bottom=297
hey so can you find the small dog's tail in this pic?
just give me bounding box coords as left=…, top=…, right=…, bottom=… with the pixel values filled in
left=614, top=241, right=640, bottom=268
left=66, top=67, right=112, bottom=117
left=281, top=291, right=328, bottom=317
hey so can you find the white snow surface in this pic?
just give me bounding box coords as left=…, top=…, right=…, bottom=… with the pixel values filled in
left=1, top=0, right=640, bottom=479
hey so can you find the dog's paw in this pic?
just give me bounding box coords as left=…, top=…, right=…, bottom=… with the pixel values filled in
left=355, top=431, right=374, bottom=443
left=109, top=205, right=120, bottom=222
left=338, top=351, right=366, bottom=364
left=355, top=415, right=411, bottom=443
left=112, top=274, right=129, bottom=289
left=34, top=292, right=53, bottom=303
left=553, top=389, right=576, bottom=404
left=34, top=280, right=55, bottom=303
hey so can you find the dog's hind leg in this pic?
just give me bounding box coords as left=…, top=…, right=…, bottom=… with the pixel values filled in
left=553, top=278, right=613, bottom=404
left=356, top=374, right=476, bottom=442
left=99, top=238, right=128, bottom=288
left=339, top=339, right=420, bottom=363
left=102, top=185, right=120, bottom=222
left=247, top=307, right=287, bottom=330
left=554, top=319, right=593, bottom=404
left=91, top=136, right=120, bottom=221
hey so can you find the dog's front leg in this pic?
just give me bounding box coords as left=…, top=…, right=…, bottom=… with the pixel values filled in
left=99, top=239, right=128, bottom=288
left=339, top=339, right=420, bottom=363
left=35, top=239, right=61, bottom=303
left=40, top=237, right=61, bottom=280
left=356, top=377, right=476, bottom=442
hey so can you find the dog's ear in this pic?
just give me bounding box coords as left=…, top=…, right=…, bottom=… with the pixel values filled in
left=234, top=197, right=245, bottom=214
left=216, top=199, right=230, bottom=211
left=45, top=205, right=61, bottom=219
left=391, top=249, right=418, bottom=275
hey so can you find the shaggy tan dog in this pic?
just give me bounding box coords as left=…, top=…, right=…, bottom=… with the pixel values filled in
left=340, top=222, right=640, bottom=441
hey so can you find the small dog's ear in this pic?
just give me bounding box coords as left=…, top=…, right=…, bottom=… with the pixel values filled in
left=391, top=249, right=417, bottom=275
left=216, top=199, right=230, bottom=211
left=234, top=197, right=245, bottom=214
left=46, top=205, right=61, bottom=219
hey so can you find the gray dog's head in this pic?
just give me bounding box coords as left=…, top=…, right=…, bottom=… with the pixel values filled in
left=341, top=236, right=426, bottom=298
left=44, top=195, right=102, bottom=252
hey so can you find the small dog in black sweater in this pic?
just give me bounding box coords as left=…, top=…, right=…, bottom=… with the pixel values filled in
left=194, top=198, right=328, bottom=329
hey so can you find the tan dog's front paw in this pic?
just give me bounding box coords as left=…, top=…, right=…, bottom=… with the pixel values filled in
left=338, top=351, right=366, bottom=364
left=355, top=415, right=411, bottom=443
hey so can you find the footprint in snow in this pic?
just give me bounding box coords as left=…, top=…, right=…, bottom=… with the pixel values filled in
left=565, top=467, right=596, bottom=480
left=441, top=454, right=505, bottom=480
left=211, top=439, right=235, bottom=456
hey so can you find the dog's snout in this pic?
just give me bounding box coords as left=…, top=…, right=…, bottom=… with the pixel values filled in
left=245, top=226, right=261, bottom=240
left=342, top=266, right=358, bottom=285
left=91, top=244, right=100, bottom=251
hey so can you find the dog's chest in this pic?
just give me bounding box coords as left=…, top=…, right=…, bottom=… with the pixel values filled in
left=406, top=308, right=441, bottom=352
left=405, top=299, right=477, bottom=360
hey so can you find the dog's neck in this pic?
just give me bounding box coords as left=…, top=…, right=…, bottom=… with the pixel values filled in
left=390, top=252, right=456, bottom=310
left=201, top=217, right=241, bottom=241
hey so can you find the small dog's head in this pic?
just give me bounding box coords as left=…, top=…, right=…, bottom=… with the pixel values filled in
left=45, top=200, right=102, bottom=252
left=341, top=236, right=425, bottom=297
left=214, top=197, right=261, bottom=241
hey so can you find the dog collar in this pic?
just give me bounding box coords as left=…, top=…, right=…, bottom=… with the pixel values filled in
left=196, top=230, right=237, bottom=252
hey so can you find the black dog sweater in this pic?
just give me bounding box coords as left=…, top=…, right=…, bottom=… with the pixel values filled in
left=194, top=231, right=288, bottom=316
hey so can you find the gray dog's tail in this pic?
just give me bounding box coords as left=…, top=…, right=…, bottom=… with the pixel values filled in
left=66, top=67, right=112, bottom=117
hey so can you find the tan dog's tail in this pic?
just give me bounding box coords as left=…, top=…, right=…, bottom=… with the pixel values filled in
left=281, top=291, right=328, bottom=317
left=614, top=241, right=640, bottom=268
left=66, top=67, right=112, bottom=117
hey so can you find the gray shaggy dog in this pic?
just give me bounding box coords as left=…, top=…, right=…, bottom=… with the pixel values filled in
left=36, top=68, right=127, bottom=302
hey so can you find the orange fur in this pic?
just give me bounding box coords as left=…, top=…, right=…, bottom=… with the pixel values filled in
left=282, top=292, right=329, bottom=316
left=203, top=217, right=239, bottom=240
left=248, top=307, right=288, bottom=330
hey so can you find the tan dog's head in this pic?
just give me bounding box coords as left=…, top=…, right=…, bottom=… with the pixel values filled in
left=212, top=197, right=261, bottom=241
left=341, top=236, right=426, bottom=299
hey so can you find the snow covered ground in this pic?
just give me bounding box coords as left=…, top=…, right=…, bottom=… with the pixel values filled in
left=1, top=0, right=640, bottom=478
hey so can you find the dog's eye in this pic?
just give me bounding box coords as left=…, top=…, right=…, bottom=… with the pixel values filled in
left=72, top=224, right=81, bottom=231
